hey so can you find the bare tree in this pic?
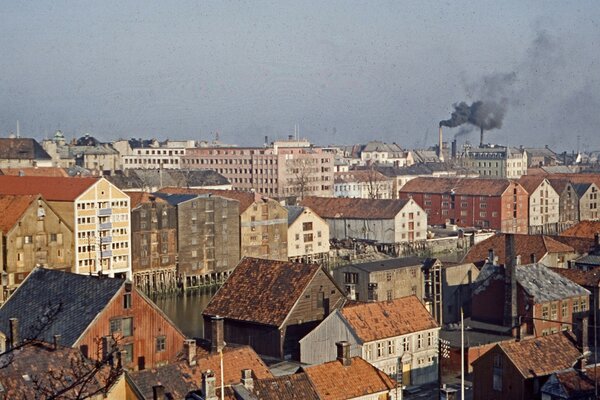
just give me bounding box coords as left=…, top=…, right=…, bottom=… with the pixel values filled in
left=288, top=157, right=314, bottom=200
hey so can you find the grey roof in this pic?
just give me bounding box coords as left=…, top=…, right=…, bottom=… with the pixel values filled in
left=575, top=254, right=600, bottom=267
left=106, top=169, right=229, bottom=190
left=0, top=268, right=124, bottom=346
left=362, top=141, right=405, bottom=155
left=285, top=205, right=304, bottom=225
left=152, top=192, right=198, bottom=206
left=515, top=263, right=590, bottom=302
left=0, top=138, right=51, bottom=160
left=411, top=150, right=441, bottom=163
left=572, top=183, right=592, bottom=197
left=342, top=256, right=424, bottom=273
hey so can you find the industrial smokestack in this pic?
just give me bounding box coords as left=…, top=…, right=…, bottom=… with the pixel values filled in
left=438, top=126, right=445, bottom=162
left=451, top=139, right=457, bottom=159
left=480, top=127, right=484, bottom=147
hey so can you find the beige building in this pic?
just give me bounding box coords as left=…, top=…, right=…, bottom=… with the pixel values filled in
left=0, top=194, right=74, bottom=300
left=333, top=169, right=393, bottom=199
left=518, top=176, right=560, bottom=234
left=181, top=139, right=334, bottom=198
left=574, top=182, right=600, bottom=221
left=359, top=141, right=413, bottom=166
left=285, top=206, right=330, bottom=264
left=42, top=131, right=121, bottom=172
left=462, top=145, right=528, bottom=179
left=113, top=139, right=194, bottom=170
left=0, top=176, right=132, bottom=278
left=0, top=138, right=53, bottom=168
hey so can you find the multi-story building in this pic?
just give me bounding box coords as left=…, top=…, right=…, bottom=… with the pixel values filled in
left=180, top=139, right=334, bottom=198
left=127, top=192, right=178, bottom=294
left=548, top=178, right=580, bottom=231
left=461, top=145, right=528, bottom=179
left=518, top=176, right=560, bottom=234
left=42, top=132, right=121, bottom=172
left=113, top=139, right=194, bottom=170
left=301, top=196, right=428, bottom=244
left=0, top=138, right=53, bottom=168
left=573, top=182, right=600, bottom=221
left=0, top=176, right=132, bottom=278
left=0, top=194, right=74, bottom=301
left=300, top=296, right=440, bottom=385
left=153, top=192, right=241, bottom=287
left=159, top=188, right=288, bottom=261
left=285, top=205, right=330, bottom=264
left=107, top=169, right=231, bottom=192
left=359, top=140, right=413, bottom=166
left=333, top=169, right=393, bottom=199
left=399, top=177, right=529, bottom=233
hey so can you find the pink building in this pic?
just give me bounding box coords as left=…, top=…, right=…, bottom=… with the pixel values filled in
left=181, top=139, right=334, bottom=198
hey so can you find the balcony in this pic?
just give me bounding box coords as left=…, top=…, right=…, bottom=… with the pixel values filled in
left=100, top=250, right=113, bottom=258
left=100, top=236, right=112, bottom=244
left=98, top=208, right=112, bottom=216
left=99, top=222, right=112, bottom=230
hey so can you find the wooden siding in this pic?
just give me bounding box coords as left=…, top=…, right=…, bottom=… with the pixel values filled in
left=300, top=311, right=361, bottom=365
left=77, top=286, right=185, bottom=371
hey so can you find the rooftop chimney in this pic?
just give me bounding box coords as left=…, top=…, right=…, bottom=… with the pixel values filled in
left=438, top=126, right=445, bottom=162
left=451, top=139, right=457, bottom=159
left=9, top=318, right=19, bottom=349
left=211, top=316, right=224, bottom=353
left=53, top=334, right=61, bottom=350
left=152, top=385, right=165, bottom=400
left=480, top=127, right=484, bottom=147
left=488, top=249, right=494, bottom=265
left=504, top=234, right=518, bottom=332
left=241, top=369, right=254, bottom=391
left=336, top=341, right=351, bottom=367
left=530, top=253, right=537, bottom=264
left=576, top=315, right=590, bottom=355
left=184, top=339, right=197, bottom=366
left=595, top=232, right=600, bottom=252
left=515, top=255, right=521, bottom=266
left=202, top=370, right=218, bottom=400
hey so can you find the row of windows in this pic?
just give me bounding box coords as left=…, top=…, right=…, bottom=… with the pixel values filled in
left=77, top=201, right=128, bottom=210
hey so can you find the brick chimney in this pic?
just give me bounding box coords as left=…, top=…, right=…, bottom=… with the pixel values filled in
left=53, top=334, right=61, bottom=350
left=595, top=232, right=600, bottom=252
left=241, top=369, right=254, bottom=391
left=9, top=318, right=19, bottom=349
left=202, top=370, right=218, bottom=400
left=503, top=234, right=518, bottom=332
left=336, top=341, right=351, bottom=366
left=211, top=316, right=224, bottom=353
left=152, top=385, right=165, bottom=400
left=530, top=253, right=536, bottom=264
left=576, top=315, right=589, bottom=354
left=184, top=339, right=197, bottom=366
left=488, top=248, right=494, bottom=265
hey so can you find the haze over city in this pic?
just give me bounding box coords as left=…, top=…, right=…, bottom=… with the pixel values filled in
left=2, top=0, right=600, bottom=149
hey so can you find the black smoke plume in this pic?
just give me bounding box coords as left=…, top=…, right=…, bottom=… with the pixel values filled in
left=439, top=100, right=507, bottom=132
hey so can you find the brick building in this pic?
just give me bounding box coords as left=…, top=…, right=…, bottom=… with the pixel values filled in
left=399, top=177, right=528, bottom=233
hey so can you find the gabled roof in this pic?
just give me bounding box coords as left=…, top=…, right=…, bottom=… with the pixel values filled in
left=544, top=364, right=599, bottom=398
left=517, top=175, right=552, bottom=194
left=0, top=175, right=99, bottom=201
left=547, top=178, right=573, bottom=193
left=551, top=267, right=600, bottom=288
left=0, top=138, right=51, bottom=160
left=300, top=196, right=411, bottom=220
left=158, top=187, right=260, bottom=212
left=0, top=194, right=37, bottom=233
left=126, top=191, right=168, bottom=209
left=202, top=258, right=324, bottom=327
left=251, top=373, right=320, bottom=400
left=463, top=233, right=576, bottom=265
left=515, top=263, right=589, bottom=302
left=285, top=205, right=305, bottom=225
left=573, top=182, right=593, bottom=197
left=362, top=141, right=404, bottom=154
left=341, top=296, right=438, bottom=342
left=303, top=357, right=395, bottom=400
left=0, top=341, right=111, bottom=399
left=0, top=167, right=69, bottom=177
left=128, top=343, right=273, bottom=399
left=334, top=170, right=390, bottom=184
left=561, top=221, right=600, bottom=239
left=400, top=177, right=518, bottom=196
left=152, top=192, right=199, bottom=206
left=497, top=332, right=580, bottom=379
left=0, top=268, right=124, bottom=346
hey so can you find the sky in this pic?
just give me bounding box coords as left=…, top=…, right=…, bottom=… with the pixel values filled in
left=1, top=1, right=600, bottom=150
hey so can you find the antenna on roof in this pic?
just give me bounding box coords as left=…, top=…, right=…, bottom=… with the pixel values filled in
left=16, top=120, right=20, bottom=138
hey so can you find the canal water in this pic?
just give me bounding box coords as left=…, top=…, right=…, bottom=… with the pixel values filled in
left=152, top=286, right=219, bottom=338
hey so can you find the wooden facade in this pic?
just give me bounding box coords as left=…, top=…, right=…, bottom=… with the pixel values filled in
left=77, top=285, right=186, bottom=371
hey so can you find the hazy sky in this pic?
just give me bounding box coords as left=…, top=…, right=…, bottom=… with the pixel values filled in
left=2, top=1, right=600, bottom=150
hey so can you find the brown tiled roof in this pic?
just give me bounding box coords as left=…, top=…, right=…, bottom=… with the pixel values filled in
left=517, top=175, right=548, bottom=194
left=125, top=191, right=168, bottom=209
left=399, top=177, right=517, bottom=196
left=303, top=357, right=396, bottom=400
left=0, top=167, right=69, bottom=177
left=252, top=373, right=320, bottom=400
left=0, top=341, right=110, bottom=399
left=0, top=175, right=98, bottom=201
left=499, top=332, right=580, bottom=379
left=550, top=267, right=600, bottom=288
left=463, top=233, right=575, bottom=265
left=203, top=257, right=322, bottom=326
left=552, top=364, right=599, bottom=398
left=334, top=170, right=390, bottom=184
left=0, top=194, right=37, bottom=232
left=0, top=138, right=51, bottom=160
left=561, top=221, right=600, bottom=239
left=341, top=296, right=438, bottom=342
left=544, top=173, right=600, bottom=188
left=552, top=235, right=596, bottom=254
left=128, top=343, right=273, bottom=399
left=158, top=187, right=259, bottom=212
left=300, top=196, right=410, bottom=220
left=547, top=178, right=572, bottom=193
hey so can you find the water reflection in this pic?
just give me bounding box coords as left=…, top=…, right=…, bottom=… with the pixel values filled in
left=152, top=286, right=219, bottom=338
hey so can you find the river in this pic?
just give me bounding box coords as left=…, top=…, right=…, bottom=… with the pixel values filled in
left=152, top=286, right=219, bottom=338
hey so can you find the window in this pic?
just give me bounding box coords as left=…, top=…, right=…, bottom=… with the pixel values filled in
left=156, top=336, right=166, bottom=352
left=387, top=290, right=393, bottom=301
left=24, top=236, right=33, bottom=244
left=50, top=233, right=57, bottom=242
left=542, top=306, right=549, bottom=319
left=581, top=298, right=588, bottom=312
left=110, top=319, right=121, bottom=334
left=401, top=337, right=410, bottom=352
left=123, top=293, right=132, bottom=309
left=344, top=272, right=358, bottom=284
left=366, top=344, right=373, bottom=360
left=427, top=332, right=434, bottom=347
left=388, top=340, right=395, bottom=355
left=377, top=342, right=384, bottom=357
left=386, top=272, right=392, bottom=281
left=493, top=354, right=503, bottom=391
left=110, top=317, right=133, bottom=337
left=295, top=233, right=300, bottom=241
left=303, top=233, right=313, bottom=242
left=417, top=334, right=423, bottom=349
left=562, top=302, right=568, bottom=318
left=573, top=300, right=580, bottom=314
left=123, top=343, right=133, bottom=364
left=302, top=222, right=313, bottom=231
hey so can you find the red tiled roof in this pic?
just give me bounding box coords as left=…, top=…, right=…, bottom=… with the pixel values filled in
left=561, top=221, right=600, bottom=239
left=252, top=373, right=320, bottom=400
left=0, top=176, right=98, bottom=201
left=553, top=364, right=599, bottom=398
left=499, top=332, right=580, bottom=379
left=517, top=175, right=549, bottom=194
left=125, top=191, right=168, bottom=209
left=0, top=194, right=37, bottom=232
left=550, top=267, right=600, bottom=288
left=463, top=233, right=575, bottom=265
left=300, top=196, right=410, bottom=219
left=158, top=187, right=260, bottom=212
left=303, top=357, right=396, bottom=400
left=341, top=296, right=438, bottom=342
left=0, top=167, right=69, bottom=177
left=399, top=177, right=518, bottom=196
left=552, top=235, right=596, bottom=254
left=203, top=257, right=322, bottom=326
